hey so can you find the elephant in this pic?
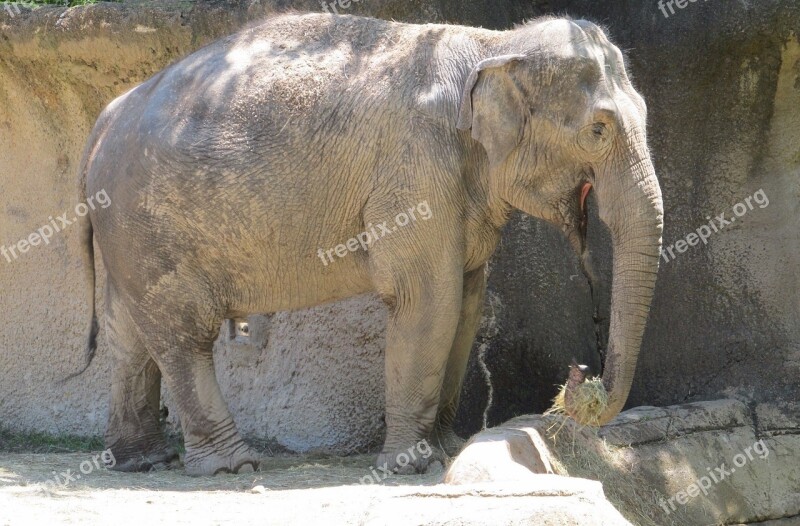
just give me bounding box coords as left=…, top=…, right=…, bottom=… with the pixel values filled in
left=74, top=12, right=663, bottom=476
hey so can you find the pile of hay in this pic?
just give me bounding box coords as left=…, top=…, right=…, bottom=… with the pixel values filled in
left=545, top=377, right=609, bottom=427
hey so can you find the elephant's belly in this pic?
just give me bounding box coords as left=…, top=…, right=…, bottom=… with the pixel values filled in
left=223, top=246, right=376, bottom=316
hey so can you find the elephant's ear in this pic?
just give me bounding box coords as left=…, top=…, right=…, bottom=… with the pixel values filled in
left=457, top=54, right=527, bottom=167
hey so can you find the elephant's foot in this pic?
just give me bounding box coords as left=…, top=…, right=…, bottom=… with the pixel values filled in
left=107, top=436, right=180, bottom=472
left=431, top=426, right=467, bottom=458
left=183, top=441, right=260, bottom=476
left=375, top=439, right=445, bottom=475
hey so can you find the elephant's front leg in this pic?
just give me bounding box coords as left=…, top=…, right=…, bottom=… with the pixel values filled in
left=375, top=266, right=463, bottom=474
left=432, top=264, right=487, bottom=457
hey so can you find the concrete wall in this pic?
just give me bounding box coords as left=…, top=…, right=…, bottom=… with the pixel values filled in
left=0, top=0, right=797, bottom=452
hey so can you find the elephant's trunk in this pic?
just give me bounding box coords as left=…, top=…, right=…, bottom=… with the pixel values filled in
left=565, top=137, right=663, bottom=426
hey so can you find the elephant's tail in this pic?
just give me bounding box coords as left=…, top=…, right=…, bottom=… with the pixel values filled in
left=63, top=167, right=99, bottom=383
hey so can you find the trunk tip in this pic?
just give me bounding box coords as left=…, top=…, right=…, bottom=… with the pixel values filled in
left=545, top=362, right=609, bottom=427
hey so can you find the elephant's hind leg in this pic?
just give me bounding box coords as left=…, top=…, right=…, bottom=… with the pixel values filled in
left=141, top=289, right=260, bottom=476
left=105, top=283, right=178, bottom=472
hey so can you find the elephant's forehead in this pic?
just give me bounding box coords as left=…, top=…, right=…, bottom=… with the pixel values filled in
left=531, top=19, right=622, bottom=72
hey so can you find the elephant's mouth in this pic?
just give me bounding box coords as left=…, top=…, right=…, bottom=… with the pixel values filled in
left=565, top=180, right=593, bottom=260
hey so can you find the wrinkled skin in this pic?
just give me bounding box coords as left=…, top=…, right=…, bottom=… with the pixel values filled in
left=77, top=13, right=663, bottom=476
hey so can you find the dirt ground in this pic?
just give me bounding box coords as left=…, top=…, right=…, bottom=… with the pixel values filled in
left=0, top=452, right=448, bottom=525
left=0, top=450, right=633, bottom=525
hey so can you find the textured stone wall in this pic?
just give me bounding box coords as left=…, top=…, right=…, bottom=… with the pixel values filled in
left=0, top=0, right=797, bottom=453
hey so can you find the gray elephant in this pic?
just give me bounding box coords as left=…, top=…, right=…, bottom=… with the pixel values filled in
left=75, top=12, right=663, bottom=476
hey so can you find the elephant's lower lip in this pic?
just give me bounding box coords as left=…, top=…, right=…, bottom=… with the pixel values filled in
left=579, top=182, right=593, bottom=214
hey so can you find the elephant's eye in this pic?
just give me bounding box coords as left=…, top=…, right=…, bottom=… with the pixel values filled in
left=578, top=121, right=612, bottom=156
left=592, top=122, right=607, bottom=137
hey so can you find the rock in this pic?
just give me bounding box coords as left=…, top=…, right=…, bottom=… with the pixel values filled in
left=366, top=480, right=633, bottom=526
left=444, top=427, right=555, bottom=485
left=446, top=399, right=800, bottom=526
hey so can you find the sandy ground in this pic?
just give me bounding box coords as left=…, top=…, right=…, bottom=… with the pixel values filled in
left=0, top=452, right=448, bottom=525
left=0, top=451, right=628, bottom=525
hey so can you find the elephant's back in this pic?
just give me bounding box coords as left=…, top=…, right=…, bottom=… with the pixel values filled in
left=87, top=12, right=486, bottom=189
left=133, top=13, right=490, bottom=143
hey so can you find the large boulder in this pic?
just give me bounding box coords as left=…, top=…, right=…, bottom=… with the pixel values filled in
left=446, top=399, right=800, bottom=526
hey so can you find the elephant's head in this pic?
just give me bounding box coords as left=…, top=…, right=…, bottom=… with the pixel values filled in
left=457, top=19, right=663, bottom=426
